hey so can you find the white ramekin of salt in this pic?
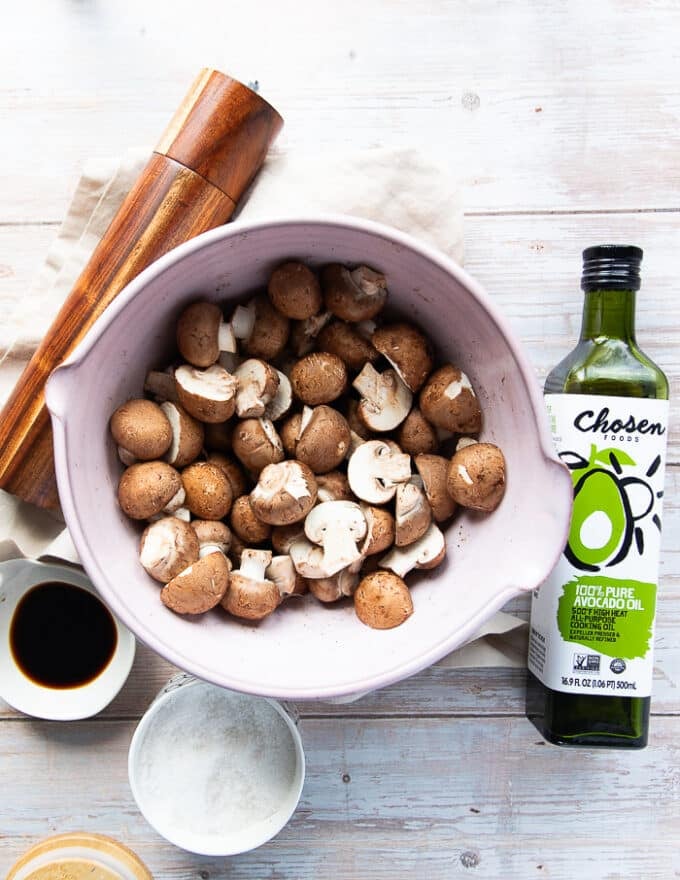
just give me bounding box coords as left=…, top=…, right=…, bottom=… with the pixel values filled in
left=128, top=675, right=305, bottom=856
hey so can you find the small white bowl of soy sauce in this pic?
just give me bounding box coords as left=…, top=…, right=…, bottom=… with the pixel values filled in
left=0, top=558, right=136, bottom=720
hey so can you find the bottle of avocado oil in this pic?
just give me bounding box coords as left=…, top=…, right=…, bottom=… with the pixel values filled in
left=527, top=245, right=669, bottom=747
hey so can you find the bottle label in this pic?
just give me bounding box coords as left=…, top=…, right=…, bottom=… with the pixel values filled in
left=529, top=393, right=668, bottom=698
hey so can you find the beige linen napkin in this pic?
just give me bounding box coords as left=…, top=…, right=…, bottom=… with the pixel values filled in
left=0, top=146, right=526, bottom=669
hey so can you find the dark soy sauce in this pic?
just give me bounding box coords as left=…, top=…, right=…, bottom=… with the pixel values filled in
left=10, top=581, right=118, bottom=689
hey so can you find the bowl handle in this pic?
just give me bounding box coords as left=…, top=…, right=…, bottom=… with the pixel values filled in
left=45, top=362, right=80, bottom=423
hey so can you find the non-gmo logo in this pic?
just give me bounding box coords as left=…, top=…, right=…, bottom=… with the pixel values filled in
left=610, top=658, right=626, bottom=674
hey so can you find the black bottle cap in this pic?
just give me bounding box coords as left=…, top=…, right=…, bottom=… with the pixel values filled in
left=581, top=244, right=643, bottom=292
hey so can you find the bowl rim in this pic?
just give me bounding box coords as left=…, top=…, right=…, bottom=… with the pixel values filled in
left=47, top=213, right=572, bottom=699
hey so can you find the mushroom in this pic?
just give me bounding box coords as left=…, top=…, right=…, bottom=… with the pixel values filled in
left=295, top=405, right=351, bottom=474
left=307, top=557, right=363, bottom=603
left=144, top=369, right=180, bottom=404
left=161, top=402, right=204, bottom=468
left=233, top=359, right=280, bottom=418
left=279, top=412, right=302, bottom=458
left=161, top=551, right=231, bottom=615
left=139, top=516, right=200, bottom=583
left=394, top=477, right=432, bottom=547
left=321, top=264, right=388, bottom=322
left=446, top=442, right=506, bottom=512
left=264, top=370, right=293, bottom=421
left=192, top=520, right=232, bottom=558
left=221, top=549, right=280, bottom=621
left=371, top=323, right=433, bottom=393
left=118, top=461, right=183, bottom=520
left=354, top=571, right=413, bottom=629
left=229, top=495, right=272, bottom=545
left=456, top=436, right=478, bottom=451
left=271, top=522, right=306, bottom=554
left=241, top=294, right=290, bottom=361
left=397, top=408, right=438, bottom=456
left=181, top=461, right=233, bottom=520
left=347, top=439, right=411, bottom=504
left=289, top=312, right=333, bottom=356
left=249, top=460, right=318, bottom=525
left=345, top=398, right=372, bottom=439
left=206, top=452, right=249, bottom=499
left=316, top=470, right=354, bottom=503
left=174, top=364, right=238, bottom=423
left=352, top=363, right=412, bottom=432
left=110, top=399, right=172, bottom=461
left=379, top=523, right=446, bottom=578
left=289, top=352, right=347, bottom=405
left=289, top=501, right=367, bottom=578
left=176, top=301, right=236, bottom=368
left=231, top=418, right=285, bottom=474
left=361, top=504, right=396, bottom=556
left=266, top=555, right=307, bottom=598
left=268, top=261, right=322, bottom=319
left=414, top=454, right=457, bottom=522
left=317, top=320, right=379, bottom=372
left=419, top=365, right=482, bottom=434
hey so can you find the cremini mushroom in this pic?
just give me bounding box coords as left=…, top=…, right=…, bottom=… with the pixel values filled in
left=161, top=551, right=231, bottom=615
left=352, top=363, right=412, bottom=432
left=118, top=461, right=183, bottom=520
left=144, top=369, right=179, bottom=404
left=229, top=495, right=272, bottom=545
left=161, top=402, right=204, bottom=468
left=289, top=352, right=347, bottom=405
left=174, top=364, right=238, bottom=423
left=249, top=460, right=318, bottom=525
left=415, top=453, right=457, bottom=522
left=317, top=320, right=379, bottom=372
left=221, top=549, right=280, bottom=620
left=361, top=504, right=396, bottom=556
left=394, top=477, right=432, bottom=547
left=176, top=301, right=236, bottom=368
left=271, top=522, right=306, bottom=555
left=264, top=370, right=293, bottom=421
left=192, top=520, right=232, bottom=558
left=307, top=557, right=363, bottom=603
left=295, top=405, right=351, bottom=474
left=345, top=398, right=372, bottom=439
left=233, top=358, right=280, bottom=418
left=397, top=408, right=438, bottom=456
left=321, top=264, right=388, bottom=322
left=354, top=570, right=413, bottom=629
left=268, top=261, right=322, bottom=319
left=266, top=554, right=307, bottom=598
left=290, top=501, right=367, bottom=578
left=289, top=311, right=333, bottom=356
left=379, top=523, right=446, bottom=578
left=347, top=439, right=412, bottom=504
left=316, top=470, right=354, bottom=503
left=181, top=461, right=233, bottom=520
left=110, top=399, right=172, bottom=461
left=371, top=323, right=433, bottom=393
left=279, top=412, right=302, bottom=458
left=139, top=516, right=200, bottom=583
left=232, top=418, right=285, bottom=474
left=419, top=364, right=482, bottom=434
left=241, top=294, right=290, bottom=361
left=447, top=442, right=506, bottom=512
left=206, top=452, right=249, bottom=499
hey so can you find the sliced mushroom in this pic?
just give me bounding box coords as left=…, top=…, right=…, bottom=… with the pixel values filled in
left=192, top=520, right=232, bottom=558
left=347, top=439, right=411, bottom=504
left=221, top=549, right=280, bottom=621
left=110, top=399, right=172, bottom=461
left=174, top=364, right=238, bottom=423
left=345, top=398, right=371, bottom=439
left=447, top=442, right=506, bottom=512
left=397, top=408, right=438, bottom=456
left=140, top=516, right=200, bottom=583
left=268, top=261, right=322, bottom=320
left=266, top=554, right=307, bottom=598
left=295, top=405, right=351, bottom=474
left=317, top=320, right=380, bottom=372
left=118, top=461, right=183, bottom=520
left=379, top=523, right=446, bottom=578
left=419, top=364, right=482, bottom=434
left=316, top=470, right=354, bottom=503
left=242, top=294, right=290, bottom=361
left=232, top=418, right=285, bottom=474
left=176, top=301, right=236, bottom=368
left=161, top=402, right=204, bottom=468
left=289, top=501, right=367, bottom=578
left=264, top=370, right=293, bottom=421
left=161, top=551, right=231, bottom=615
left=354, top=571, right=413, bottom=629
left=289, top=311, right=333, bottom=356
left=371, top=323, right=433, bottom=393
left=181, top=461, right=233, bottom=520
left=321, top=264, right=388, bottom=322
left=229, top=495, right=272, bottom=545
left=206, top=452, right=249, bottom=499
left=414, top=454, right=457, bottom=522
left=352, top=363, right=412, bottom=432
left=289, top=352, right=347, bottom=405
left=394, top=477, right=432, bottom=547
left=249, top=460, right=318, bottom=525
left=361, top=504, right=396, bottom=556
left=233, top=359, right=280, bottom=418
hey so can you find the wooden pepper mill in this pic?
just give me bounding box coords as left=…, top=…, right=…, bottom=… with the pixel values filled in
left=0, top=69, right=283, bottom=509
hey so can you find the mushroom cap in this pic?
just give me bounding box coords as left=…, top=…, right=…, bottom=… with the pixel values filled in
left=234, top=358, right=280, bottom=418
left=279, top=412, right=302, bottom=458
left=249, top=460, right=318, bottom=525
left=174, top=364, right=237, bottom=423
left=229, top=495, right=272, bottom=544
left=347, top=439, right=412, bottom=504
left=352, top=363, right=413, bottom=432
left=221, top=548, right=279, bottom=620
left=394, top=479, right=432, bottom=547
left=415, top=453, right=457, bottom=522
left=161, top=551, right=231, bottom=615
left=181, top=461, right=233, bottom=520
left=345, top=398, right=372, bottom=439
left=144, top=370, right=180, bottom=404
left=295, top=405, right=351, bottom=474
left=419, top=365, right=482, bottom=434
left=354, top=571, right=413, bottom=629
left=268, top=261, right=322, bottom=320
left=361, top=505, right=396, bottom=556
left=140, top=516, right=200, bottom=583
left=243, top=294, right=290, bottom=360
left=290, top=352, right=348, bottom=405
left=161, top=402, right=205, bottom=468
left=397, top=407, right=439, bottom=456
left=192, top=520, right=232, bottom=556
left=206, top=452, right=249, bottom=499
left=371, top=323, right=433, bottom=392
left=446, top=442, right=506, bottom=512
left=232, top=418, right=285, bottom=474
left=118, top=461, right=183, bottom=520
left=316, top=470, right=354, bottom=503
left=110, top=399, right=172, bottom=460
left=379, top=523, right=446, bottom=578
left=317, top=320, right=380, bottom=372
left=176, top=301, right=223, bottom=368
left=321, top=264, right=388, bottom=322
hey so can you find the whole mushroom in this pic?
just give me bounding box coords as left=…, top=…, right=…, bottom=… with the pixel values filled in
left=118, top=461, right=183, bottom=520
left=268, top=261, right=322, bottom=319
left=232, top=418, right=285, bottom=474
left=161, top=551, right=231, bottom=615
left=321, top=264, right=388, bottom=322
left=181, top=461, right=233, bottom=520
left=249, top=460, right=318, bottom=525
left=419, top=364, right=482, bottom=434
left=176, top=301, right=236, bottom=368
left=290, top=352, right=347, bottom=405
left=139, top=516, right=200, bottom=583
left=221, top=549, right=280, bottom=621
left=354, top=571, right=413, bottom=630
left=295, top=405, right=351, bottom=474
left=397, top=408, right=439, bottom=456
left=230, top=495, right=272, bottom=545
left=447, top=442, right=506, bottom=512
left=317, top=320, right=379, bottom=372
left=110, top=399, right=172, bottom=462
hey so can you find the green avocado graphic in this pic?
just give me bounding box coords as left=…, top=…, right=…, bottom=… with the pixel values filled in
left=566, top=468, right=628, bottom=569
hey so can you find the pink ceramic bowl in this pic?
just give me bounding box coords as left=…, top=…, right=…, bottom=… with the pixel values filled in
left=45, top=216, right=572, bottom=700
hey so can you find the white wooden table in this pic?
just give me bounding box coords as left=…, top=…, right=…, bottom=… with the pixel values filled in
left=2, top=2, right=679, bottom=877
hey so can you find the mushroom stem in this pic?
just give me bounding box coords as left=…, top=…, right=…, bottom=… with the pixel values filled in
left=238, top=548, right=273, bottom=581
left=231, top=303, right=256, bottom=340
